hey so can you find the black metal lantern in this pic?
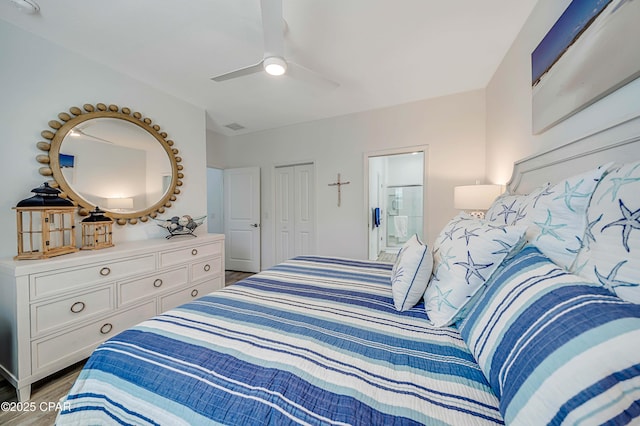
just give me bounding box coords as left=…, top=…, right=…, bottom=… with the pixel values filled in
left=14, top=182, right=78, bottom=260
left=81, top=207, right=114, bottom=250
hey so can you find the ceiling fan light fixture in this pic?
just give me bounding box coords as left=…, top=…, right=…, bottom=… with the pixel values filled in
left=263, top=56, right=287, bottom=76
left=8, top=0, right=39, bottom=14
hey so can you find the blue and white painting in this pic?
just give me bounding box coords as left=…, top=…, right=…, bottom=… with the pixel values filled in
left=59, top=153, right=75, bottom=168
left=531, top=0, right=640, bottom=134
left=59, top=153, right=76, bottom=184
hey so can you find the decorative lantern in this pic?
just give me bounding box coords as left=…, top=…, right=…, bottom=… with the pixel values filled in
left=81, top=207, right=114, bottom=250
left=14, top=182, right=78, bottom=260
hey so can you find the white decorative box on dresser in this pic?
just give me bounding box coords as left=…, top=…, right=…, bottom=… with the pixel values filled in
left=0, top=233, right=225, bottom=401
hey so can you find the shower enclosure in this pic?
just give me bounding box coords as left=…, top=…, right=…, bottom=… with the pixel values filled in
left=386, top=184, right=423, bottom=248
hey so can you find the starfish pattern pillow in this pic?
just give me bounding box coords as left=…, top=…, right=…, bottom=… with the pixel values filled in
left=485, top=185, right=549, bottom=226
left=573, top=161, right=640, bottom=302
left=484, top=165, right=610, bottom=270
left=523, top=164, right=610, bottom=270
left=423, top=213, right=527, bottom=327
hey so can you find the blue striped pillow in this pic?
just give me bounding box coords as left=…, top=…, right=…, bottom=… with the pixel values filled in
left=459, top=245, right=640, bottom=425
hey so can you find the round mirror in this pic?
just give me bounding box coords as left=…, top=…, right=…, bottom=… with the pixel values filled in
left=36, top=103, right=183, bottom=225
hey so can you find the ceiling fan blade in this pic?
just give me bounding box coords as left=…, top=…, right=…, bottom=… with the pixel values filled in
left=261, top=0, right=285, bottom=58
left=287, top=62, right=340, bottom=90
left=71, top=129, right=113, bottom=145
left=211, top=61, right=264, bottom=82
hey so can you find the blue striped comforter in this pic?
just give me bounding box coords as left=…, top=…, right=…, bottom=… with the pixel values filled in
left=57, top=256, right=502, bottom=425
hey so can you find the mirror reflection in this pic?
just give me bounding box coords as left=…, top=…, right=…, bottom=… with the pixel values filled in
left=37, top=103, right=183, bottom=225
left=59, top=118, right=172, bottom=214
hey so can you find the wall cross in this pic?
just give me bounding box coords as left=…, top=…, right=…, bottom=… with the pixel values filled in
left=328, top=173, right=350, bottom=207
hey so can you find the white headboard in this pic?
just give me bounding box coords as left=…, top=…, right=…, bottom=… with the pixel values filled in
left=508, top=116, right=640, bottom=194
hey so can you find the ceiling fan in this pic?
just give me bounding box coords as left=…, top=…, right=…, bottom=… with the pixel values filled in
left=210, top=0, right=339, bottom=89
left=69, top=128, right=113, bottom=145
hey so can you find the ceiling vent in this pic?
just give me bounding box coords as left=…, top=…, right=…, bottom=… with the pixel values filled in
left=224, top=123, right=245, bottom=131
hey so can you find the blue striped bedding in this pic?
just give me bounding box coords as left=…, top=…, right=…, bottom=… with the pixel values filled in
left=57, top=256, right=502, bottom=425
left=459, top=246, right=640, bottom=424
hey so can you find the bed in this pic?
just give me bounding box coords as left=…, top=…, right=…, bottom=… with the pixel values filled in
left=56, top=117, right=640, bottom=425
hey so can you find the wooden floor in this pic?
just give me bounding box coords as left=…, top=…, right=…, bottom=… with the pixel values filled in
left=225, top=270, right=254, bottom=286
left=0, top=270, right=253, bottom=425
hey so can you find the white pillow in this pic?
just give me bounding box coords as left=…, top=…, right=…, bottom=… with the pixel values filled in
left=526, top=163, right=610, bottom=270
left=390, top=234, right=433, bottom=311
left=486, top=165, right=610, bottom=271
left=573, top=161, right=640, bottom=302
left=485, top=185, right=549, bottom=226
left=423, top=213, right=527, bottom=327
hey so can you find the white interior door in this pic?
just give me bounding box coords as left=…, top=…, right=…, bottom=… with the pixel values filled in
left=275, top=163, right=315, bottom=264
left=275, top=166, right=294, bottom=263
left=294, top=164, right=314, bottom=256
left=368, top=168, right=383, bottom=260
left=224, top=167, right=261, bottom=272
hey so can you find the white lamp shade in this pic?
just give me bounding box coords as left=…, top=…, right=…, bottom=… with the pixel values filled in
left=106, top=197, right=134, bottom=210
left=454, top=184, right=502, bottom=210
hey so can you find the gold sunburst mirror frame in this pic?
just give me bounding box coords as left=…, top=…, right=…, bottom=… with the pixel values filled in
left=36, top=103, right=184, bottom=225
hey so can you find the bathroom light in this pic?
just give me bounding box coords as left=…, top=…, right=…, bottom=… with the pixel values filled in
left=263, top=56, right=287, bottom=76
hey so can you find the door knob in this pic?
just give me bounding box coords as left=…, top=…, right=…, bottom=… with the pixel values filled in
left=250, top=223, right=260, bottom=228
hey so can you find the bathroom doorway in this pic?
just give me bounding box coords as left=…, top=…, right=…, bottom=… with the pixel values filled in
left=366, top=147, right=427, bottom=261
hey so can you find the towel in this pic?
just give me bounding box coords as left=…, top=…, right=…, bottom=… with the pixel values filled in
left=394, top=215, right=408, bottom=238
left=373, top=208, right=381, bottom=227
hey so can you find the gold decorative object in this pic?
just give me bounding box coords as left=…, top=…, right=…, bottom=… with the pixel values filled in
left=81, top=207, right=114, bottom=250
left=34, top=103, right=183, bottom=225
left=14, top=183, right=78, bottom=260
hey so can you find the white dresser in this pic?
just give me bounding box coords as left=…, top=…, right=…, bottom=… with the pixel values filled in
left=0, top=233, right=225, bottom=401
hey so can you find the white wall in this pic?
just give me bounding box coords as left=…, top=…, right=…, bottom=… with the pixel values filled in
left=386, top=153, right=423, bottom=187
left=206, top=129, right=229, bottom=170
left=486, top=0, right=640, bottom=184
left=212, top=90, right=486, bottom=269
left=0, top=20, right=208, bottom=258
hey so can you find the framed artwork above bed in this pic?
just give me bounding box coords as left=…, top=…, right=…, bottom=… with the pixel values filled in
left=531, top=0, right=640, bottom=134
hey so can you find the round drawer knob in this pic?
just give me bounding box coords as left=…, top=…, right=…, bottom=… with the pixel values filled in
left=190, top=289, right=199, bottom=298
left=100, top=323, right=113, bottom=335
left=191, top=249, right=198, bottom=256
left=153, top=278, right=163, bottom=288
left=99, top=267, right=111, bottom=276
left=203, top=264, right=211, bottom=272
left=70, top=301, right=86, bottom=314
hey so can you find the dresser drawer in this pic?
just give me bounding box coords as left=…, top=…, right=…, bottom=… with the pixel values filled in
left=159, top=241, right=223, bottom=268
left=159, top=277, right=223, bottom=312
left=30, top=254, right=156, bottom=300
left=30, top=285, right=115, bottom=338
left=191, top=256, right=222, bottom=282
left=31, top=300, right=156, bottom=373
left=119, top=267, right=188, bottom=306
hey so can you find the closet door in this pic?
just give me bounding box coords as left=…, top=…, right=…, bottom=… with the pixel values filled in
left=275, top=164, right=315, bottom=264
left=275, top=166, right=295, bottom=264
